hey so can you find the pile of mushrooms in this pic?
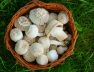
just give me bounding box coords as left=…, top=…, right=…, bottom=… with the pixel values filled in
left=10, top=8, right=71, bottom=65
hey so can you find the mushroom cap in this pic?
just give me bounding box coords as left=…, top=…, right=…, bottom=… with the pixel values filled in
left=51, top=27, right=68, bottom=41
left=45, top=19, right=63, bottom=37
left=58, top=11, right=69, bottom=24
left=30, top=43, right=44, bottom=57
left=23, top=36, right=35, bottom=45
left=57, top=46, right=68, bottom=54
left=38, top=37, right=50, bottom=49
left=15, top=40, right=29, bottom=55
left=23, top=48, right=36, bottom=62
left=36, top=55, right=48, bottom=65
left=25, top=25, right=38, bottom=39
left=10, top=28, right=23, bottom=42
left=29, top=8, right=49, bottom=25
left=14, top=16, right=31, bottom=31
left=48, top=13, right=57, bottom=23
left=47, top=50, right=58, bottom=62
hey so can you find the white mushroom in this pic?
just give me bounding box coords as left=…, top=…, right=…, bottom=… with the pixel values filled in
left=15, top=40, right=29, bottom=55
left=23, top=49, right=35, bottom=62
left=50, top=40, right=65, bottom=46
left=45, top=19, right=63, bottom=37
left=48, top=13, right=57, bottom=23
left=38, top=37, right=65, bottom=48
left=29, top=8, right=49, bottom=25
left=58, top=11, right=69, bottom=24
left=47, top=50, right=58, bottom=62
left=50, top=45, right=57, bottom=50
left=57, top=46, right=68, bottom=54
left=25, top=25, right=43, bottom=39
left=10, top=28, right=23, bottom=42
left=51, top=27, right=68, bottom=41
left=37, top=24, right=46, bottom=33
left=30, top=43, right=44, bottom=57
left=36, top=55, right=48, bottom=65
left=38, top=37, right=50, bottom=54
left=38, top=37, right=65, bottom=54
left=64, top=34, right=72, bottom=45
left=23, top=35, right=35, bottom=45
left=14, top=16, right=31, bottom=31
left=38, top=37, right=50, bottom=50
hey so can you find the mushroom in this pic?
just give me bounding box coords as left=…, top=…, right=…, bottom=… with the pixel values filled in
left=49, top=36, right=56, bottom=40
left=36, top=55, right=48, bottom=65
left=48, top=13, right=57, bottom=23
left=38, top=37, right=65, bottom=54
left=64, top=34, right=72, bottom=45
left=38, top=37, right=65, bottom=48
left=58, top=11, right=69, bottom=24
left=38, top=37, right=50, bottom=54
left=15, top=40, right=29, bottom=55
left=10, top=28, right=23, bottom=42
left=14, top=16, right=31, bottom=31
left=23, top=35, right=35, bottom=45
left=51, top=27, right=68, bottom=41
left=23, top=48, right=36, bottom=62
left=50, top=40, right=65, bottom=46
left=47, top=50, right=58, bottom=62
left=50, top=45, right=57, bottom=50
left=29, top=8, right=49, bottom=25
left=45, top=19, right=63, bottom=37
left=37, top=24, right=46, bottom=33
left=38, top=37, right=50, bottom=50
left=25, top=25, right=43, bottom=39
left=30, top=43, right=44, bottom=57
left=57, top=46, right=68, bottom=54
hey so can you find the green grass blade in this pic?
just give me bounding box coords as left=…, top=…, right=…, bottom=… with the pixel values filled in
left=0, top=0, right=10, bottom=9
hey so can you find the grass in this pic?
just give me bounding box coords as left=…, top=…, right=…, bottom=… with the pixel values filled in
left=0, top=0, right=94, bottom=72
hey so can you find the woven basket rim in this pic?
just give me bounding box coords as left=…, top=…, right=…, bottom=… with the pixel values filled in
left=4, top=1, right=78, bottom=70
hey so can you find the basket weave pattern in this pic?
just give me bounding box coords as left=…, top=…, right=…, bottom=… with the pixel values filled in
left=4, top=1, right=78, bottom=70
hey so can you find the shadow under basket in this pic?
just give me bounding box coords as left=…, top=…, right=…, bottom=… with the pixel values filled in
left=4, top=1, right=78, bottom=70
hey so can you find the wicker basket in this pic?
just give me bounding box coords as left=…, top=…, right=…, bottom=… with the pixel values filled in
left=4, top=0, right=78, bottom=70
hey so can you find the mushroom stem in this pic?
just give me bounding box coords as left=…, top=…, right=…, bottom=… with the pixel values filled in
left=55, top=31, right=68, bottom=41
left=50, top=40, right=65, bottom=46
left=37, top=33, right=44, bottom=36
left=51, top=27, right=68, bottom=41
left=45, top=20, right=63, bottom=37
left=37, top=25, right=46, bottom=33
left=23, top=36, right=35, bottom=45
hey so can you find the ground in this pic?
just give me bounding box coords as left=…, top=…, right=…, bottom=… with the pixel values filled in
left=0, top=0, right=94, bottom=72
